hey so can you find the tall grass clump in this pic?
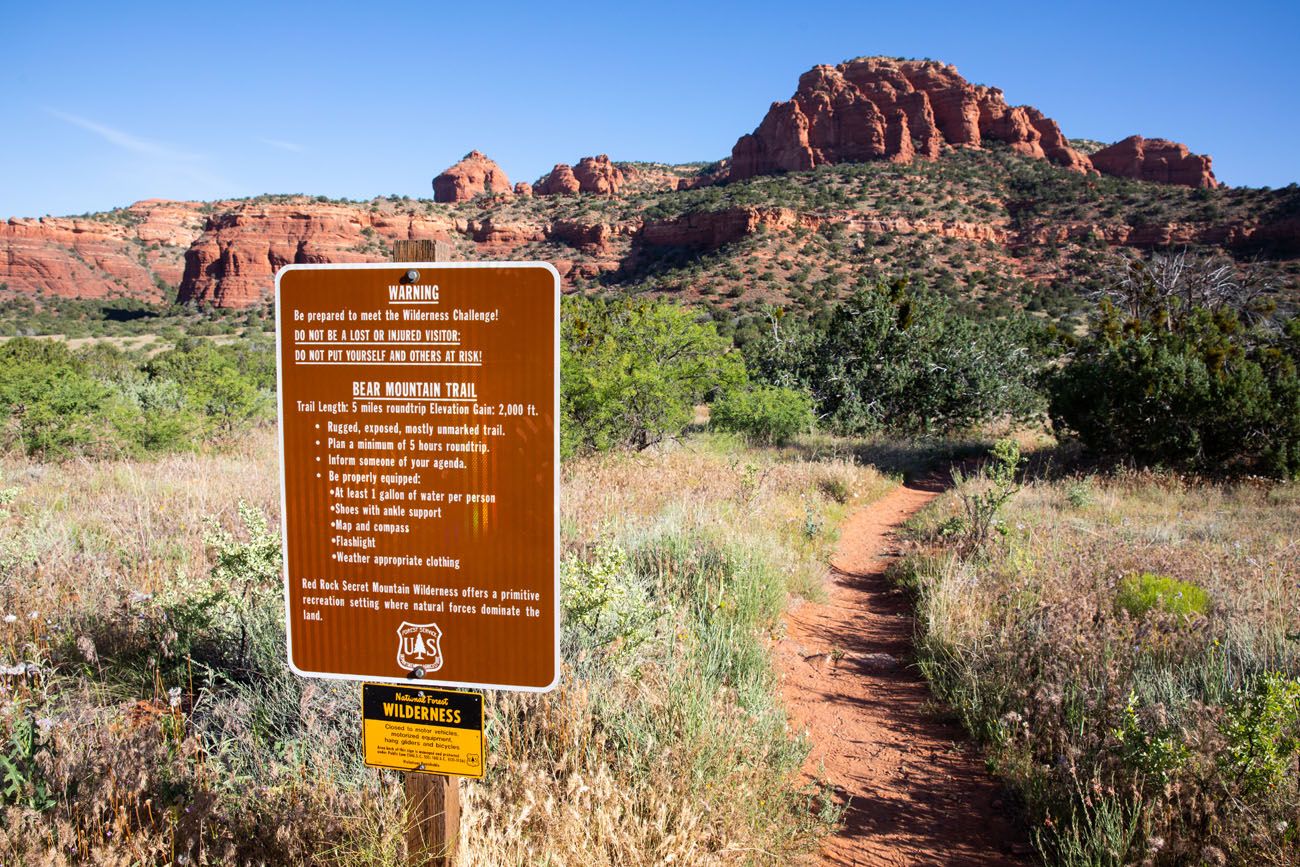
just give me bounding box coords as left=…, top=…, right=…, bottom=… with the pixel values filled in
left=0, top=434, right=401, bottom=863
left=897, top=462, right=1300, bottom=865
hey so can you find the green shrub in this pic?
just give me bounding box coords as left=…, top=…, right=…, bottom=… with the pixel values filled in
left=201, top=501, right=285, bottom=679
left=561, top=296, right=744, bottom=456
left=1050, top=305, right=1300, bottom=478
left=0, top=336, right=274, bottom=459
left=0, top=707, right=55, bottom=811
left=750, top=281, right=1044, bottom=435
left=147, top=338, right=275, bottom=435
left=950, top=439, right=1023, bottom=551
left=1113, top=692, right=1189, bottom=785
left=711, top=384, right=813, bottom=445
left=1065, top=479, right=1093, bottom=508
left=1114, top=572, right=1210, bottom=621
left=0, top=339, right=119, bottom=458
left=560, top=539, right=658, bottom=658
left=1219, top=671, right=1300, bottom=796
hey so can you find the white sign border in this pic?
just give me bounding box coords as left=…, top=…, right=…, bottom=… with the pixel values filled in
left=274, top=261, right=562, bottom=693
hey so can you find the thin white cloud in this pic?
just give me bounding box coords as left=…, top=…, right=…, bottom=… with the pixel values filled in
left=260, top=138, right=305, bottom=153
left=45, top=107, right=237, bottom=196
left=45, top=108, right=201, bottom=161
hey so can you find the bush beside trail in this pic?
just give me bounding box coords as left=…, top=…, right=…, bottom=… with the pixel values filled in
left=560, top=296, right=744, bottom=456
left=710, top=384, right=814, bottom=445
left=749, top=281, right=1046, bottom=436
left=1050, top=304, right=1300, bottom=478
left=0, top=337, right=275, bottom=459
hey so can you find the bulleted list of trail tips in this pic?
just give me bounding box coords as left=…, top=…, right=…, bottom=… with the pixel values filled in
left=275, top=262, right=560, bottom=690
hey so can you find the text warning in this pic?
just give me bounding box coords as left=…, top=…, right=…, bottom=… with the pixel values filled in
left=275, top=262, right=560, bottom=690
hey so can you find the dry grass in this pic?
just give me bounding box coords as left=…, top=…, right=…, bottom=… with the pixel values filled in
left=1, top=431, right=279, bottom=621
left=459, top=436, right=890, bottom=865
left=0, top=430, right=890, bottom=865
left=898, top=466, right=1300, bottom=865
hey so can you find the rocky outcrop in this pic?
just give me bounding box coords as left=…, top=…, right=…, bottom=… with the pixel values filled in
left=432, top=150, right=512, bottom=203
left=1017, top=216, right=1299, bottom=250
left=175, top=201, right=631, bottom=307
left=513, top=181, right=533, bottom=198
left=549, top=219, right=614, bottom=254
left=620, top=164, right=706, bottom=193
left=534, top=163, right=581, bottom=196
left=456, top=215, right=626, bottom=256
left=462, top=217, right=546, bottom=248
left=974, top=88, right=1044, bottom=159
left=536, top=156, right=627, bottom=196
left=1089, top=136, right=1218, bottom=189
left=572, top=155, right=625, bottom=195
left=1, top=200, right=207, bottom=301
left=639, top=204, right=1299, bottom=261
left=639, top=206, right=1010, bottom=251
left=1025, top=108, right=1094, bottom=174
left=640, top=207, right=815, bottom=249
left=730, top=57, right=1220, bottom=187
left=179, top=203, right=456, bottom=307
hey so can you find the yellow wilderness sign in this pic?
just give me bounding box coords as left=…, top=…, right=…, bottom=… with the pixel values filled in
left=362, top=682, right=484, bottom=778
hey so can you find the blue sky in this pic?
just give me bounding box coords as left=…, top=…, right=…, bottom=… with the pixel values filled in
left=3, top=0, right=1297, bottom=217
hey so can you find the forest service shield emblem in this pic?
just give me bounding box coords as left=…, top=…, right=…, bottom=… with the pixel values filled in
left=396, top=622, right=444, bottom=672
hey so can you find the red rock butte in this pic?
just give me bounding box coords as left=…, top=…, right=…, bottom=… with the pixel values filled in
left=432, top=150, right=512, bottom=203
left=1089, top=136, right=1218, bottom=188
left=730, top=57, right=1216, bottom=188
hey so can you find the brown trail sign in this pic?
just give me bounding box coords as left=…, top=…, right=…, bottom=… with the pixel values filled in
left=275, top=252, right=560, bottom=865
left=274, top=260, right=560, bottom=690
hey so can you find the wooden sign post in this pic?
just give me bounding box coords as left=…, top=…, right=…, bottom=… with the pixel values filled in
left=395, top=240, right=458, bottom=867
left=273, top=242, right=560, bottom=866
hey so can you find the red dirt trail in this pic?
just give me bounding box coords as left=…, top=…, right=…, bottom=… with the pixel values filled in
left=777, top=478, right=1030, bottom=866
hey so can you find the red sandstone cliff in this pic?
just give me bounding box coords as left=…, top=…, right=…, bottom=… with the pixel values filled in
left=172, top=199, right=631, bottom=307
left=4, top=191, right=1290, bottom=311
left=731, top=58, right=1095, bottom=180
left=731, top=57, right=1214, bottom=188
left=534, top=163, right=581, bottom=196
left=1, top=200, right=208, bottom=301
left=571, top=155, right=626, bottom=196
left=535, top=156, right=629, bottom=196
left=179, top=202, right=459, bottom=307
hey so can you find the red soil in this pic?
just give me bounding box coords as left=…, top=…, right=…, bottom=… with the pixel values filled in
left=777, top=478, right=1031, bottom=865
